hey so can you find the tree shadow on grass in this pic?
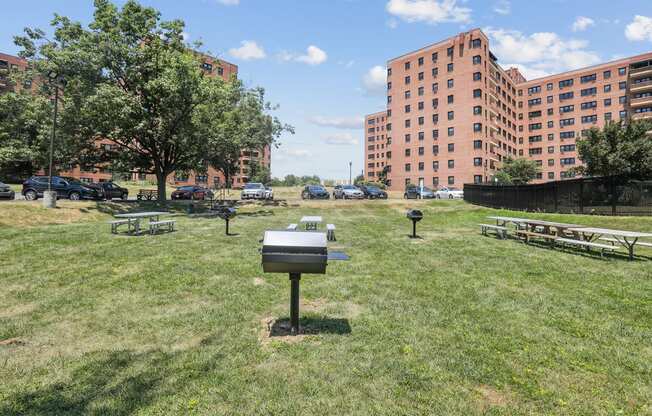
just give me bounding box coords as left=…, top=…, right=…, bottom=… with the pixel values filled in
left=238, top=210, right=275, bottom=218
left=0, top=350, right=170, bottom=416
left=269, top=317, right=351, bottom=337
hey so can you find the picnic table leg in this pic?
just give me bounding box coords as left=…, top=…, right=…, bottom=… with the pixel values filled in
left=623, top=237, right=637, bottom=261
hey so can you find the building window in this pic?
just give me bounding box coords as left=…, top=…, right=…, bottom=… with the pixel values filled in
left=418, top=56, right=424, bottom=66
left=432, top=129, right=439, bottom=139
left=433, top=145, right=439, bottom=154
left=448, top=176, right=455, bottom=185
left=405, top=76, right=411, bottom=85
left=559, top=92, right=574, bottom=100
left=581, top=87, right=597, bottom=96
left=473, top=105, right=482, bottom=115
left=405, top=119, right=411, bottom=128
left=473, top=122, right=482, bottom=132
left=528, top=86, right=541, bottom=95
left=548, top=172, right=555, bottom=180
left=405, top=90, right=411, bottom=99
left=473, top=72, right=481, bottom=81
left=560, top=157, right=576, bottom=166
left=418, top=72, right=424, bottom=81
left=433, top=114, right=439, bottom=124
left=432, top=67, right=438, bottom=77
left=472, top=55, right=481, bottom=64
left=433, top=177, right=439, bottom=186
left=447, top=63, right=454, bottom=72
left=418, top=131, right=425, bottom=141
left=418, top=116, right=424, bottom=125
left=448, top=143, right=454, bottom=152
left=433, top=161, right=439, bottom=171
left=618, top=67, right=626, bottom=76
left=604, top=98, right=612, bottom=107
left=405, top=163, right=411, bottom=171
left=447, top=46, right=454, bottom=57
left=473, top=89, right=482, bottom=98
left=473, top=157, right=482, bottom=167
left=405, top=61, right=410, bottom=70
left=471, top=39, right=481, bottom=48
left=418, top=162, right=424, bottom=171
left=619, top=81, right=627, bottom=90
left=418, top=101, right=424, bottom=110
left=547, top=83, right=553, bottom=91
left=580, top=73, right=596, bottom=83
left=405, top=105, right=411, bottom=113
left=473, top=140, right=482, bottom=149
left=604, top=70, right=611, bottom=79
left=581, top=115, right=598, bottom=124
left=447, top=79, right=454, bottom=88
left=447, top=127, right=454, bottom=136
left=604, top=84, right=612, bottom=93
left=432, top=52, right=438, bottom=62
left=559, top=79, right=574, bottom=88
left=448, top=94, right=454, bottom=104
left=448, top=160, right=454, bottom=168
left=448, top=111, right=454, bottom=120
left=560, top=118, right=575, bottom=126
left=405, top=134, right=411, bottom=143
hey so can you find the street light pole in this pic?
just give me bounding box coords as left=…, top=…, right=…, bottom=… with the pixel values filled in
left=349, top=161, right=352, bottom=185
left=43, top=72, right=64, bottom=209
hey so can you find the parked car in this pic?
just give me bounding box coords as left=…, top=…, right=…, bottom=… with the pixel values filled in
left=22, top=176, right=103, bottom=201
left=171, top=185, right=214, bottom=200
left=301, top=185, right=330, bottom=200
left=263, top=186, right=274, bottom=200
left=241, top=182, right=267, bottom=200
left=358, top=185, right=388, bottom=199
left=403, top=185, right=420, bottom=199
left=436, top=187, right=464, bottom=199
left=418, top=186, right=436, bottom=199
left=333, top=184, right=365, bottom=199
left=94, top=181, right=129, bottom=200
left=0, top=181, right=15, bottom=200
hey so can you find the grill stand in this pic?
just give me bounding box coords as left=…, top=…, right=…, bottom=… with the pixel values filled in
left=411, top=219, right=418, bottom=238
left=289, top=272, right=301, bottom=335
left=225, top=218, right=230, bottom=236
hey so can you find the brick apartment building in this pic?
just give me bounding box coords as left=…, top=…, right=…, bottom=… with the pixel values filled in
left=0, top=52, right=270, bottom=188
left=364, top=29, right=652, bottom=190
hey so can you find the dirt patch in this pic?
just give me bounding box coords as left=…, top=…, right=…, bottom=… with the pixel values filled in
left=475, top=385, right=511, bottom=411
left=253, top=277, right=267, bottom=286
left=0, top=338, right=26, bottom=346
left=0, top=303, right=36, bottom=319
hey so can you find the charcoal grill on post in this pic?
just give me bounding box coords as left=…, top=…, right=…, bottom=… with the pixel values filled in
left=215, top=206, right=237, bottom=235
left=406, top=209, right=423, bottom=238
left=261, top=231, right=328, bottom=335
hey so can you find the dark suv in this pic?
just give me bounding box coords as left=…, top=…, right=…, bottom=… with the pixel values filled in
left=95, top=181, right=129, bottom=200
left=301, top=185, right=330, bottom=200
left=403, top=185, right=420, bottom=199
left=22, top=176, right=103, bottom=201
left=358, top=185, right=388, bottom=199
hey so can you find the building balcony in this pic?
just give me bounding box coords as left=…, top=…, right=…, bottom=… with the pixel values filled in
left=631, top=111, right=652, bottom=120
left=630, top=66, right=652, bottom=79
left=630, top=79, right=652, bottom=92
left=630, top=96, right=652, bottom=107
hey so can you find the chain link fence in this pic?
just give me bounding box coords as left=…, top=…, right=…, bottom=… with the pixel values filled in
left=464, top=176, right=652, bottom=216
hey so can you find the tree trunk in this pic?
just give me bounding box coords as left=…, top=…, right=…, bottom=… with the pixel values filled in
left=156, top=170, right=168, bottom=203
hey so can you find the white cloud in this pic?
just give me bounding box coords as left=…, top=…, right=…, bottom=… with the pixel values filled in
left=572, top=16, right=595, bottom=32
left=485, top=28, right=601, bottom=79
left=296, top=45, right=328, bottom=65
left=625, top=15, right=652, bottom=42
left=308, top=116, right=364, bottom=130
left=217, top=0, right=239, bottom=5
left=277, top=45, right=328, bottom=65
left=362, top=65, right=387, bottom=96
left=387, top=18, right=399, bottom=29
left=386, top=0, right=471, bottom=25
left=228, top=40, right=266, bottom=61
left=493, top=0, right=510, bottom=15
left=322, top=133, right=359, bottom=146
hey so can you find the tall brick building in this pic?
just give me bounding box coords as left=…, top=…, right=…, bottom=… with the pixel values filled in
left=364, top=29, right=652, bottom=190
left=0, top=52, right=270, bottom=187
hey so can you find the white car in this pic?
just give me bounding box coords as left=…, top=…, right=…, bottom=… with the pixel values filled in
left=334, top=185, right=365, bottom=199
left=241, top=182, right=266, bottom=200
left=263, top=186, right=274, bottom=200
left=436, top=187, right=464, bottom=199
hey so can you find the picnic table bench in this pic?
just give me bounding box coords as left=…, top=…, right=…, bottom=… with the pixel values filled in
left=112, top=211, right=170, bottom=235
left=327, top=223, right=336, bottom=241
left=136, top=189, right=158, bottom=201
left=479, top=224, right=507, bottom=239
left=149, top=220, right=175, bottom=235
left=555, top=238, right=619, bottom=258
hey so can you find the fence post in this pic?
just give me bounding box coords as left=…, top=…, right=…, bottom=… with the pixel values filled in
left=578, top=179, right=584, bottom=214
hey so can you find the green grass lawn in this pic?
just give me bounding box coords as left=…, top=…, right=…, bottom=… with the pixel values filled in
left=1, top=199, right=651, bottom=415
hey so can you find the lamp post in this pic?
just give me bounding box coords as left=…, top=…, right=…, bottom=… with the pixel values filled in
left=43, top=71, right=65, bottom=209
left=349, top=161, right=352, bottom=185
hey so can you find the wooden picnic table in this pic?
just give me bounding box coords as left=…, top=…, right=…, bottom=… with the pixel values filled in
left=300, top=216, right=323, bottom=231
left=114, top=211, right=170, bottom=235
left=567, top=227, right=652, bottom=260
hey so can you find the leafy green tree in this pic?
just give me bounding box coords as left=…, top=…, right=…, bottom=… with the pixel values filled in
left=575, top=120, right=652, bottom=178
left=353, top=174, right=365, bottom=186
left=496, top=157, right=540, bottom=185
left=15, top=0, right=290, bottom=201
left=247, top=160, right=271, bottom=184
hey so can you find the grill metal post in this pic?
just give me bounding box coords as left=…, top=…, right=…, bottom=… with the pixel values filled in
left=289, top=272, right=301, bottom=335
left=412, top=220, right=417, bottom=238
left=225, top=218, right=229, bottom=235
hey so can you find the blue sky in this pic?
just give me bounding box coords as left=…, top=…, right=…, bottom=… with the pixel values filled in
left=2, top=0, right=652, bottom=180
